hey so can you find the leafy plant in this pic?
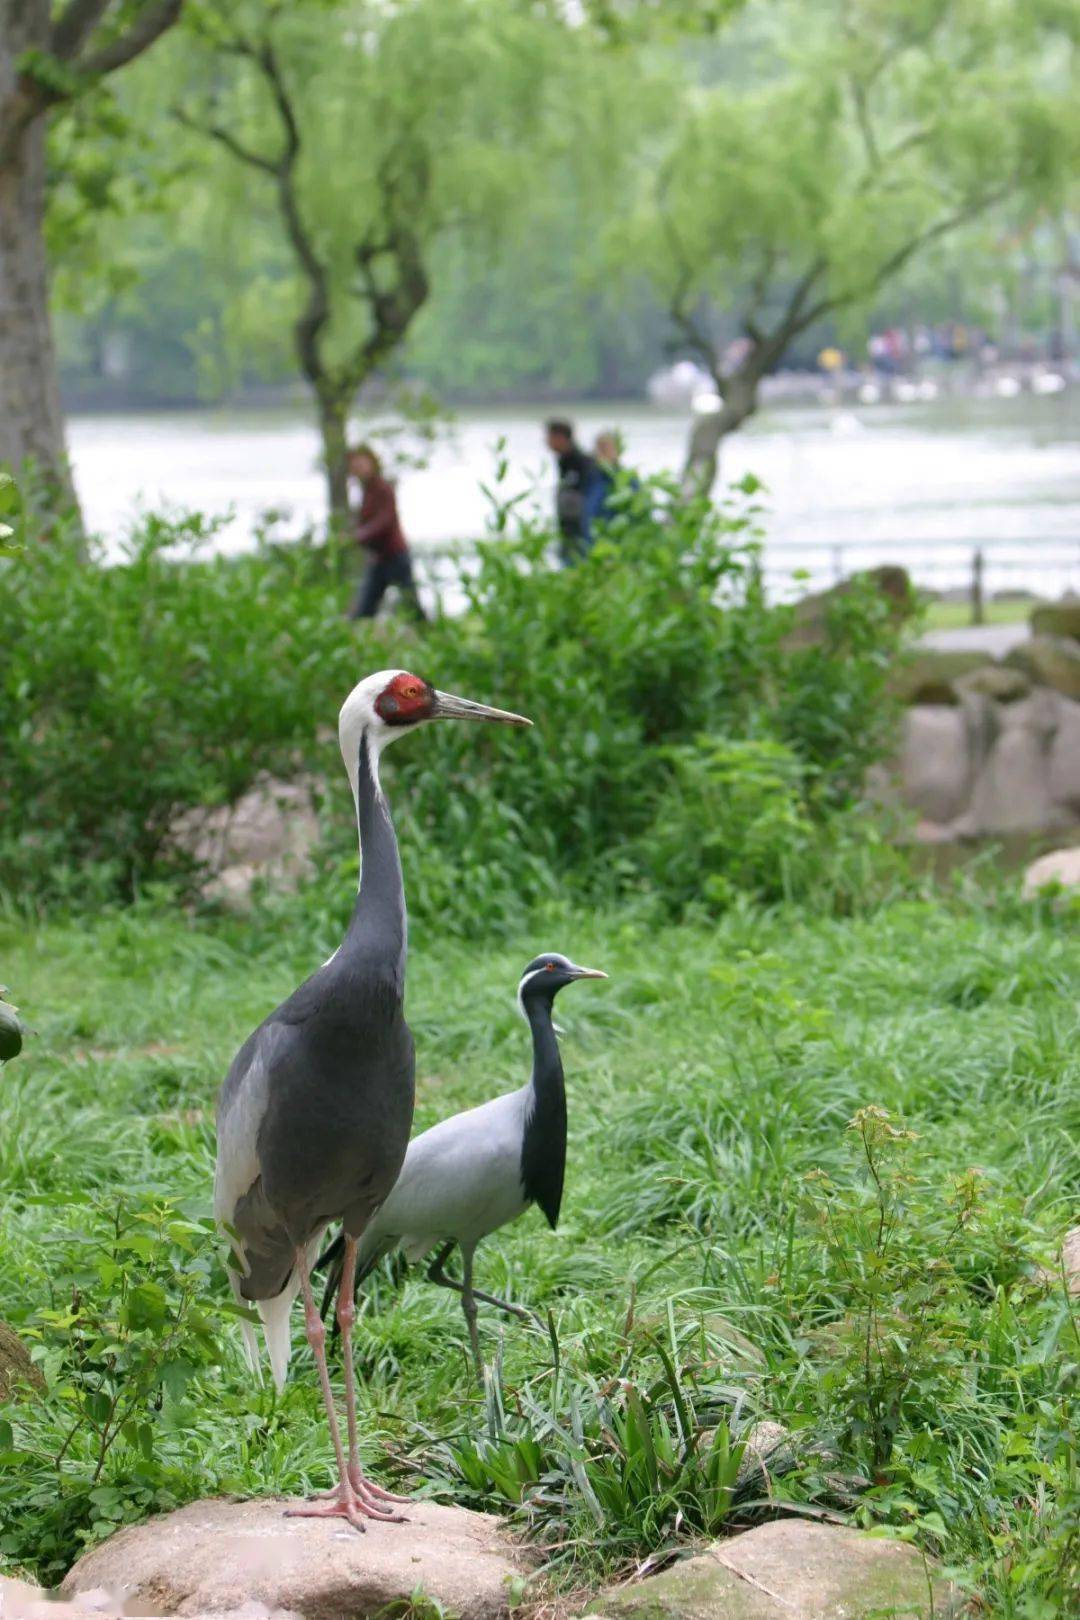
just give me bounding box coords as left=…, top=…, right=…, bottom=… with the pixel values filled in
left=0, top=1197, right=226, bottom=1578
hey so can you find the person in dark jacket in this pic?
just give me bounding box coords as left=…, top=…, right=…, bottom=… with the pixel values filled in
left=345, top=444, right=427, bottom=622
left=545, top=418, right=598, bottom=566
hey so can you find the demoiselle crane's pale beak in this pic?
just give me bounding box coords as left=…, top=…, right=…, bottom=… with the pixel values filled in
left=433, top=690, right=532, bottom=727
left=568, top=964, right=608, bottom=980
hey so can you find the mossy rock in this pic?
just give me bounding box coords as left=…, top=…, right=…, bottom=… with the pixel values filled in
left=1005, top=635, right=1080, bottom=701
left=0, top=1321, right=44, bottom=1401
left=954, top=663, right=1031, bottom=703
left=1030, top=600, right=1080, bottom=642
left=784, top=566, right=915, bottom=652
left=587, top=1522, right=957, bottom=1619
left=889, top=648, right=990, bottom=705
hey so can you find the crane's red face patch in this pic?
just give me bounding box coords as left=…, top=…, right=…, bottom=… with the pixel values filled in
left=375, top=672, right=435, bottom=726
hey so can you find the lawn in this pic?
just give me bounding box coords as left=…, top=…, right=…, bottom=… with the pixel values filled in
left=1, top=887, right=1078, bottom=1609
left=921, top=598, right=1033, bottom=632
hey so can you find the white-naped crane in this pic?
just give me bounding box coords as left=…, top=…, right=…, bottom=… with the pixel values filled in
left=214, top=670, right=531, bottom=1532
left=317, top=952, right=606, bottom=1375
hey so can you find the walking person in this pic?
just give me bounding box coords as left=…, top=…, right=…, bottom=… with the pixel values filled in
left=346, top=444, right=427, bottom=623
left=544, top=418, right=598, bottom=566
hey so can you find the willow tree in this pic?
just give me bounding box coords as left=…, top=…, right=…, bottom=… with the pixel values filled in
left=0, top=0, right=187, bottom=509
left=180, top=0, right=566, bottom=527
left=628, top=0, right=1080, bottom=493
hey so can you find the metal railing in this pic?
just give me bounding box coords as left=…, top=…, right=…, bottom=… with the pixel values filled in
left=412, top=537, right=1080, bottom=624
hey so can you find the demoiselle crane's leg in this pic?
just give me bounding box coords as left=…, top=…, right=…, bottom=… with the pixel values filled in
left=336, top=1235, right=409, bottom=1509
left=427, top=1244, right=532, bottom=1322
left=283, top=1246, right=402, bottom=1529
left=461, top=1246, right=482, bottom=1375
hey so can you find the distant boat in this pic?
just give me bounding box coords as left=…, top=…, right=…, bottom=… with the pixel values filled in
left=893, top=379, right=919, bottom=404
left=994, top=375, right=1022, bottom=398
left=830, top=411, right=865, bottom=436
left=916, top=378, right=939, bottom=401
left=857, top=381, right=882, bottom=404
left=1032, top=371, right=1067, bottom=395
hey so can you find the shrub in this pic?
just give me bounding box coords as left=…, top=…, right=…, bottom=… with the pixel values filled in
left=0, top=476, right=905, bottom=924
left=0, top=1197, right=226, bottom=1578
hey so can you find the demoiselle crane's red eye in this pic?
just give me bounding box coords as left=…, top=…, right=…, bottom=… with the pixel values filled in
left=546, top=963, right=556, bottom=971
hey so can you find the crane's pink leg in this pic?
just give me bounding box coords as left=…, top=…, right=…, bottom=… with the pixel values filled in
left=283, top=1246, right=400, bottom=1530
left=336, top=1235, right=409, bottom=1512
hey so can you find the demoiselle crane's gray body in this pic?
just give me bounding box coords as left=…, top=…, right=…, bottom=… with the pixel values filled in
left=214, top=670, right=530, bottom=1530
left=318, top=953, right=606, bottom=1373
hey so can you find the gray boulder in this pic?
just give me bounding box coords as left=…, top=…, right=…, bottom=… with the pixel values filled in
left=1023, top=848, right=1080, bottom=898
left=60, top=1496, right=529, bottom=1620
left=890, top=648, right=989, bottom=706
left=171, top=775, right=321, bottom=912
left=1046, top=694, right=1080, bottom=813
left=899, top=707, right=972, bottom=824
left=1030, top=598, right=1080, bottom=642
left=1005, top=635, right=1080, bottom=701
left=587, top=1520, right=956, bottom=1618
left=956, top=691, right=1070, bottom=838
left=953, top=663, right=1031, bottom=703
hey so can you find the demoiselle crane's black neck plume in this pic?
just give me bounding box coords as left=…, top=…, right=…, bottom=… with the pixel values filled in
left=519, top=953, right=606, bottom=1230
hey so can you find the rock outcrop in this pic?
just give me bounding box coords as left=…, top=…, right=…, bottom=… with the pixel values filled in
left=60, top=1496, right=529, bottom=1620
left=587, top=1520, right=956, bottom=1619
left=171, top=775, right=321, bottom=912
left=1022, top=848, right=1080, bottom=898
left=0, top=1321, right=45, bottom=1401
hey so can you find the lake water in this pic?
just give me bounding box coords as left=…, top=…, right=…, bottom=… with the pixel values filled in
left=68, top=391, right=1080, bottom=598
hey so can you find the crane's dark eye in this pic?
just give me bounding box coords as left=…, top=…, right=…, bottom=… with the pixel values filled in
left=546, top=963, right=556, bottom=972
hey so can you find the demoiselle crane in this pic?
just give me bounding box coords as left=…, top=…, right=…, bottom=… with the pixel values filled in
left=214, top=670, right=531, bottom=1530
left=318, top=952, right=606, bottom=1374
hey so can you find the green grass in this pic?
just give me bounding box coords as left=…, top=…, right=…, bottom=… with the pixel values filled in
left=921, top=598, right=1033, bottom=631
left=1, top=889, right=1078, bottom=1609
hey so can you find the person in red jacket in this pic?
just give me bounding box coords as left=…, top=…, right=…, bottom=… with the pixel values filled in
left=345, top=444, right=427, bottom=622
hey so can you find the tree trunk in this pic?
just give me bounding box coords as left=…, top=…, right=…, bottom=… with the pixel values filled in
left=681, top=370, right=761, bottom=499
left=0, top=4, right=79, bottom=518
left=316, top=389, right=351, bottom=533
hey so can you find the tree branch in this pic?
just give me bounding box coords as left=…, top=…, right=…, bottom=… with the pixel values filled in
left=74, top=0, right=184, bottom=80
left=173, top=106, right=280, bottom=176
left=50, top=0, right=112, bottom=62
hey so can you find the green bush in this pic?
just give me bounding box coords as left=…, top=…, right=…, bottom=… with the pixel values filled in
left=0, top=1197, right=226, bottom=1578
left=0, top=478, right=904, bottom=924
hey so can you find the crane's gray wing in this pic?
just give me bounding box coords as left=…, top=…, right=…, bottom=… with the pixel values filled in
left=214, top=1021, right=296, bottom=1300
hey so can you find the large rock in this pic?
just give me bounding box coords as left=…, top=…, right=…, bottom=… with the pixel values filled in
left=953, top=663, right=1031, bottom=703
left=784, top=566, right=914, bottom=653
left=1046, top=693, right=1080, bottom=813
left=171, top=775, right=321, bottom=912
left=1023, top=848, right=1080, bottom=898
left=955, top=691, right=1069, bottom=838
left=899, top=707, right=972, bottom=824
left=1030, top=598, right=1080, bottom=642
left=1005, top=635, right=1080, bottom=701
left=61, top=1496, right=529, bottom=1620
left=1035, top=1227, right=1080, bottom=1295
left=0, top=1321, right=45, bottom=1401
left=889, top=648, right=989, bottom=706
left=0, top=1575, right=126, bottom=1618
left=587, top=1521, right=956, bottom=1619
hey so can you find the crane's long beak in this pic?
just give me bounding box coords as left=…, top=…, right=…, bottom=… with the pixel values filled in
left=433, top=690, right=532, bottom=727
left=569, top=965, right=608, bottom=980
